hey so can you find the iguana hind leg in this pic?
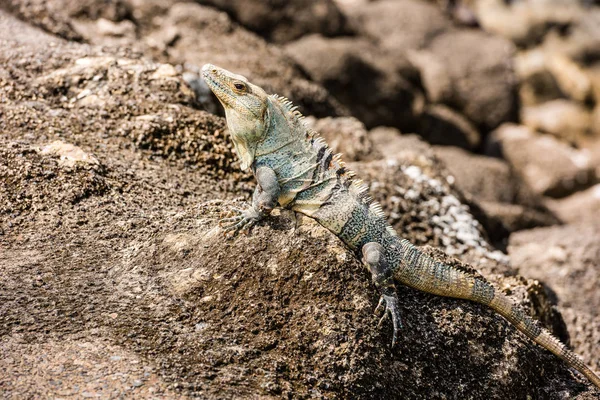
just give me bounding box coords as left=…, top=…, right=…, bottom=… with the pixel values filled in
left=362, top=242, right=403, bottom=347
left=220, top=166, right=280, bottom=236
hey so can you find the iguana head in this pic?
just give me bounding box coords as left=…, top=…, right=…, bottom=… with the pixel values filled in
left=202, top=64, right=271, bottom=170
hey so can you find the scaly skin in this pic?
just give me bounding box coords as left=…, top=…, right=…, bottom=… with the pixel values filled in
left=202, top=63, right=600, bottom=389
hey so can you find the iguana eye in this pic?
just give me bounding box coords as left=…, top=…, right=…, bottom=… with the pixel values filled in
left=233, top=82, right=246, bottom=91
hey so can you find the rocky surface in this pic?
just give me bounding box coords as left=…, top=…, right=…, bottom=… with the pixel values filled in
left=1, top=0, right=600, bottom=398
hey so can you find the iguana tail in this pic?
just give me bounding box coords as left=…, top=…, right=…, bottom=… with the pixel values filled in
left=394, top=239, right=600, bottom=389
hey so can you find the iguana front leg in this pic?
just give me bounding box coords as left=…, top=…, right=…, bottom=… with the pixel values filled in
left=362, top=242, right=403, bottom=347
left=221, top=166, right=280, bottom=235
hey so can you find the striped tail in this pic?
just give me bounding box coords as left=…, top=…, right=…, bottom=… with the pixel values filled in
left=394, top=239, right=600, bottom=389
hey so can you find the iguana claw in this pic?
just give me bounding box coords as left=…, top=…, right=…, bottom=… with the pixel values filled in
left=375, top=293, right=403, bottom=347
left=220, top=207, right=261, bottom=236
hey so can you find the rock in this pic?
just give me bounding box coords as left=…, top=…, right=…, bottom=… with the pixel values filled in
left=1, top=0, right=83, bottom=40
left=545, top=184, right=600, bottom=224
left=285, top=34, right=420, bottom=130
left=509, top=223, right=600, bottom=318
left=410, top=30, right=518, bottom=132
left=433, top=146, right=516, bottom=204
left=488, top=124, right=597, bottom=198
left=350, top=144, right=511, bottom=268
left=143, top=3, right=347, bottom=118
left=560, top=308, right=600, bottom=374
left=509, top=222, right=600, bottom=375
left=1, top=7, right=600, bottom=399
left=344, top=0, right=450, bottom=53
left=419, top=104, right=480, bottom=149
left=70, top=17, right=137, bottom=47
left=433, top=146, right=560, bottom=238
left=304, top=116, right=380, bottom=162
left=38, top=141, right=100, bottom=167
left=514, top=48, right=564, bottom=106
left=474, top=0, right=581, bottom=47
left=522, top=99, right=593, bottom=144
left=195, top=0, right=351, bottom=43
left=369, top=127, right=432, bottom=161
left=546, top=54, right=593, bottom=104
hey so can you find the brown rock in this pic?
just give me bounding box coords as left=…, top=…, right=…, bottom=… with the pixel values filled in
left=344, top=0, right=450, bottom=53
left=1, top=8, right=599, bottom=399
left=420, top=104, right=480, bottom=149
left=371, top=127, right=461, bottom=162
left=509, top=223, right=600, bottom=318
left=474, top=0, right=581, bottom=47
left=522, top=99, right=593, bottom=144
left=285, top=34, right=420, bottom=130
left=514, top=48, right=563, bottom=106
left=144, top=3, right=347, bottom=118
left=195, top=0, right=351, bottom=43
left=433, top=146, right=560, bottom=236
left=545, top=184, right=600, bottom=224
left=410, top=30, right=518, bottom=132
left=489, top=124, right=597, bottom=198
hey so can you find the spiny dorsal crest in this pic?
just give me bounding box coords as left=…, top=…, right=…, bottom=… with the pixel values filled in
left=269, top=93, right=396, bottom=235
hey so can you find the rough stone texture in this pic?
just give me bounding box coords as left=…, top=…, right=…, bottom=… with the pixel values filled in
left=509, top=223, right=600, bottom=317
left=3, top=0, right=346, bottom=119
left=285, top=34, right=420, bottom=130
left=195, top=0, right=351, bottom=43
left=1, top=6, right=600, bottom=400
left=143, top=3, right=347, bottom=119
left=488, top=124, right=598, bottom=198
left=509, top=223, right=600, bottom=372
left=343, top=0, right=518, bottom=133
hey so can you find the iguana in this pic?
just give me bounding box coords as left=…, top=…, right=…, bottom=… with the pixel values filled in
left=201, top=63, right=600, bottom=389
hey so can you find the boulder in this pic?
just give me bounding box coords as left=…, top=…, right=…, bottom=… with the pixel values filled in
left=433, top=146, right=560, bottom=235
left=522, top=100, right=593, bottom=144
left=343, top=0, right=450, bottom=53
left=545, top=184, right=600, bottom=224
left=419, top=104, right=480, bottom=149
left=509, top=223, right=600, bottom=317
left=195, top=0, right=351, bottom=43
left=410, top=30, right=519, bottom=132
left=143, top=3, right=347, bottom=118
left=285, top=34, right=420, bottom=130
left=488, top=124, right=597, bottom=198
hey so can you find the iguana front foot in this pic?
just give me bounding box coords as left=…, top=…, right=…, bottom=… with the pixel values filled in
left=363, top=241, right=403, bottom=347
left=220, top=206, right=263, bottom=236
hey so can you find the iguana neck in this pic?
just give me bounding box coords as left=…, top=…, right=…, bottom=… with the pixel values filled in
left=255, top=95, right=313, bottom=159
